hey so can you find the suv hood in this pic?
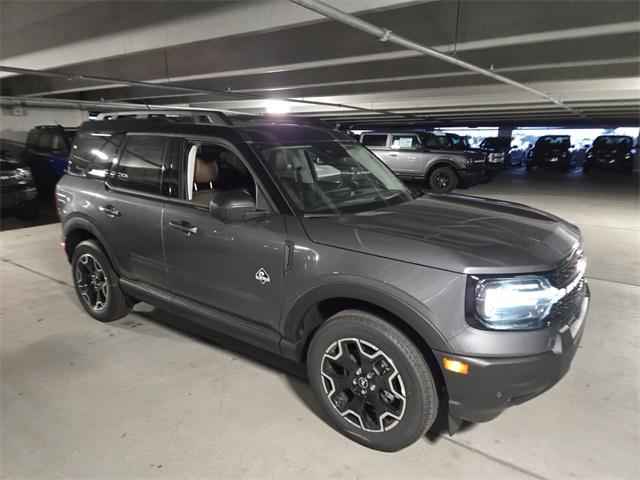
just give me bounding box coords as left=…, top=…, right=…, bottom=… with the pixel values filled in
left=301, top=194, right=580, bottom=274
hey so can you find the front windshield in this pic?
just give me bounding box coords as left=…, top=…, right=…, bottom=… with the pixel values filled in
left=254, top=141, right=413, bottom=215
left=593, top=136, right=632, bottom=148
left=536, top=136, right=570, bottom=148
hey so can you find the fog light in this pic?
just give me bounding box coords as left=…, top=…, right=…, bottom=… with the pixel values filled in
left=443, top=358, right=469, bottom=375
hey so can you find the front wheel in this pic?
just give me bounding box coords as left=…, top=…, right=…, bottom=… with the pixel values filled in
left=307, top=310, right=439, bottom=451
left=428, top=166, right=458, bottom=193
left=525, top=161, right=534, bottom=172
left=71, top=240, right=132, bottom=322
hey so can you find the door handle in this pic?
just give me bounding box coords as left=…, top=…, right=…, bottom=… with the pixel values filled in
left=98, top=205, right=120, bottom=217
left=388, top=153, right=398, bottom=157
left=168, top=220, right=198, bottom=235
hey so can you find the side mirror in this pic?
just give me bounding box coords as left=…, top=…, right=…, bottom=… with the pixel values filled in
left=209, top=190, right=267, bottom=224
left=510, top=145, right=518, bottom=150
left=528, top=144, right=533, bottom=149
left=570, top=144, right=575, bottom=148
left=583, top=144, right=590, bottom=148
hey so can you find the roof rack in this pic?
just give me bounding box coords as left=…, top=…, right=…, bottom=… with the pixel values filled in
left=95, top=110, right=233, bottom=126
left=93, top=109, right=334, bottom=129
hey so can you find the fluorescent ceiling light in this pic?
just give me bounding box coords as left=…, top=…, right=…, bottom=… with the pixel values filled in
left=265, top=99, right=290, bottom=114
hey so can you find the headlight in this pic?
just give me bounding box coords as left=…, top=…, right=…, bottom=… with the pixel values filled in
left=470, top=256, right=586, bottom=331
left=527, top=150, right=534, bottom=158
left=586, top=151, right=593, bottom=158
left=15, top=167, right=32, bottom=179
left=474, top=277, right=559, bottom=330
left=624, top=153, right=632, bottom=160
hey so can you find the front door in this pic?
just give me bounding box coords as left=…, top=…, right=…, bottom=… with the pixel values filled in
left=384, top=134, right=424, bottom=175
left=162, top=139, right=286, bottom=330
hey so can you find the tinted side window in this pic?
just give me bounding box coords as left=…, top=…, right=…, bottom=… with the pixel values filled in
left=69, top=133, right=123, bottom=178
left=111, top=136, right=168, bottom=195
left=361, top=134, right=388, bottom=147
left=26, top=130, right=39, bottom=147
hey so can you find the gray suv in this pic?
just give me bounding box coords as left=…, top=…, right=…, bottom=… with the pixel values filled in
left=360, top=131, right=487, bottom=193
left=56, top=112, right=589, bottom=452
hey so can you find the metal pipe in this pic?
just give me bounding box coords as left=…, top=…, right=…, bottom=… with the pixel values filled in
left=289, top=0, right=593, bottom=123
left=0, top=65, right=433, bottom=121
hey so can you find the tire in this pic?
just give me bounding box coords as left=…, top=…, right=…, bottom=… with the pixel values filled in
left=307, top=310, right=438, bottom=452
left=14, top=199, right=39, bottom=221
left=71, top=240, right=131, bottom=322
left=562, top=161, right=572, bottom=172
left=525, top=161, right=533, bottom=172
left=582, top=164, right=590, bottom=174
left=428, top=166, right=458, bottom=193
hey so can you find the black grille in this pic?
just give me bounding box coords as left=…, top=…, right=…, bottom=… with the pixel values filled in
left=548, top=249, right=584, bottom=288
left=546, top=279, right=586, bottom=325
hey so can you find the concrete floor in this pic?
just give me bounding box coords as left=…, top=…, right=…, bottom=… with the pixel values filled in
left=1, top=168, right=638, bottom=479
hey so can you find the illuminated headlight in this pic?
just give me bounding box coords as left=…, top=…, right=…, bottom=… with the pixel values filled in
left=15, top=167, right=32, bottom=179
left=472, top=257, right=586, bottom=330
left=475, top=277, right=558, bottom=330
left=624, top=153, right=632, bottom=160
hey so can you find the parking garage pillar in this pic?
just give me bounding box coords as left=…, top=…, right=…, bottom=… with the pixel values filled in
left=497, top=126, right=513, bottom=138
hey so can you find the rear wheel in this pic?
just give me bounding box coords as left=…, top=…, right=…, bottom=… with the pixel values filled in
left=71, top=240, right=131, bottom=322
left=307, top=310, right=438, bottom=451
left=428, top=166, right=458, bottom=193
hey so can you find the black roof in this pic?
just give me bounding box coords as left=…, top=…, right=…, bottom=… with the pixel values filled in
left=78, top=118, right=354, bottom=144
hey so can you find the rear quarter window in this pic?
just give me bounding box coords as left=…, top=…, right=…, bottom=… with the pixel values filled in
left=69, top=133, right=123, bottom=178
left=361, top=134, right=388, bottom=148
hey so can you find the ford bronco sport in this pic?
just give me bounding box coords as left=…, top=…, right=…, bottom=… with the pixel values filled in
left=57, top=111, right=589, bottom=452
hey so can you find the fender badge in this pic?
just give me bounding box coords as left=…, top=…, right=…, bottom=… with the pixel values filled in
left=255, top=268, right=270, bottom=285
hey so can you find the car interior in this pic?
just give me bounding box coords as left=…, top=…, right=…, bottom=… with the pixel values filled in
left=186, top=143, right=255, bottom=205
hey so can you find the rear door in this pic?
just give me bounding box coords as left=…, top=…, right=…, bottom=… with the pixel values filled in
left=96, top=134, right=179, bottom=291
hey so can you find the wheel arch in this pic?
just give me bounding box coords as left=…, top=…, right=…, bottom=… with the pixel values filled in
left=62, top=216, right=120, bottom=274
left=280, top=284, right=451, bottom=364
left=425, top=159, right=460, bottom=179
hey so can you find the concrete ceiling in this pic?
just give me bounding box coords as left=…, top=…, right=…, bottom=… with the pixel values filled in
left=1, top=0, right=639, bottom=128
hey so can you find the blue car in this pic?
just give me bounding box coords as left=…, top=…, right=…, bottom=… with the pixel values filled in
left=21, top=125, right=77, bottom=194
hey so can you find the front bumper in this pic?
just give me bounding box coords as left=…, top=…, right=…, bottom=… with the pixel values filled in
left=435, top=289, right=589, bottom=423
left=530, top=155, right=570, bottom=166
left=586, top=156, right=633, bottom=171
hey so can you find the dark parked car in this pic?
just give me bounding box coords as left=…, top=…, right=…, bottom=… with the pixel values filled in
left=526, top=135, right=576, bottom=172
left=1, top=150, right=39, bottom=220
left=583, top=135, right=637, bottom=174
left=21, top=125, right=77, bottom=194
left=479, top=137, right=525, bottom=168
left=56, top=112, right=589, bottom=452
left=360, top=131, right=486, bottom=193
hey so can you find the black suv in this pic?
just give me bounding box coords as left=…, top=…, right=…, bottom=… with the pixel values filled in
left=526, top=135, right=576, bottom=172
left=479, top=137, right=524, bottom=169
left=56, top=112, right=589, bottom=451
left=583, top=135, right=637, bottom=174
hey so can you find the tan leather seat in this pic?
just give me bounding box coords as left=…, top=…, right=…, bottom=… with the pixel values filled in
left=192, top=157, right=219, bottom=205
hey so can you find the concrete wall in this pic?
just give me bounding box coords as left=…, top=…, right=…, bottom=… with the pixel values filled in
left=0, top=106, right=87, bottom=144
